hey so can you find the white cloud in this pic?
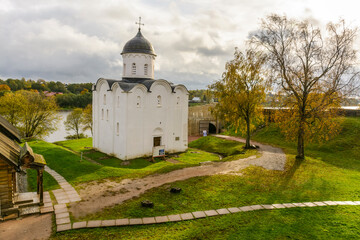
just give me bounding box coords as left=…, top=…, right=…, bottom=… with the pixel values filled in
left=1, top=0, right=360, bottom=89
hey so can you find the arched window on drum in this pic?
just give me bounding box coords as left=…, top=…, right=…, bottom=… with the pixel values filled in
left=132, top=63, right=136, bottom=75
left=144, top=64, right=148, bottom=75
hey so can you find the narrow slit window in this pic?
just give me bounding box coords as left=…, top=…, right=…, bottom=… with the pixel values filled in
left=144, top=64, right=148, bottom=75
left=103, top=94, right=106, bottom=105
left=101, top=109, right=104, bottom=120
left=106, top=109, right=109, bottom=121
left=177, top=96, right=180, bottom=105
left=137, top=96, right=141, bottom=108
left=157, top=95, right=161, bottom=106
left=116, top=122, right=119, bottom=135
left=132, top=63, right=136, bottom=75
left=123, top=64, right=126, bottom=75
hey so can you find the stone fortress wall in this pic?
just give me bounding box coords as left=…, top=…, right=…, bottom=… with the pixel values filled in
left=188, top=104, right=360, bottom=136
left=188, top=104, right=221, bottom=136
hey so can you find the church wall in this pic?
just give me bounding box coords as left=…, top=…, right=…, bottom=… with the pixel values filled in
left=112, top=87, right=128, bottom=159
left=94, top=80, right=188, bottom=160
left=150, top=83, right=172, bottom=153
left=119, top=82, right=188, bottom=159
left=124, top=87, right=146, bottom=159
left=96, top=81, right=114, bottom=155
left=125, top=84, right=168, bottom=159
left=92, top=87, right=98, bottom=149
left=172, top=88, right=188, bottom=152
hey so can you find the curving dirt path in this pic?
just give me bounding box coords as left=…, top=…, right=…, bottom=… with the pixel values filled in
left=214, top=135, right=286, bottom=171
left=69, top=136, right=286, bottom=218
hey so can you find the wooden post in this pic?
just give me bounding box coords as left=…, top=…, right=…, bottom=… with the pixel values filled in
left=39, top=168, right=44, bottom=205
left=12, top=171, right=16, bottom=193
left=36, top=169, right=40, bottom=194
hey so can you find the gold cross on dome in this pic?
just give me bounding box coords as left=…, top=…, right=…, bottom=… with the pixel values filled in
left=136, top=17, right=144, bottom=30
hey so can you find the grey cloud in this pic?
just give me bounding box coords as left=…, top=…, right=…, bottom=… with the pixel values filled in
left=157, top=71, right=220, bottom=90
left=197, top=46, right=229, bottom=57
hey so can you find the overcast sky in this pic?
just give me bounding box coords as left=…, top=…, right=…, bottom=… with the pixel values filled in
left=1, top=0, right=360, bottom=90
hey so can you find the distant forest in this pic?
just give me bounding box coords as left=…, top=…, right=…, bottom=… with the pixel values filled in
left=0, top=78, right=92, bottom=108
left=2, top=78, right=357, bottom=109
left=0, top=78, right=217, bottom=109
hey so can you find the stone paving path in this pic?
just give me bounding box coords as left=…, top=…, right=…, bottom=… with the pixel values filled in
left=57, top=200, right=360, bottom=232
left=44, top=166, right=81, bottom=232
left=45, top=166, right=81, bottom=204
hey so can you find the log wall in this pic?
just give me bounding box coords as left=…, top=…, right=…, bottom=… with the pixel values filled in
left=0, top=158, right=13, bottom=210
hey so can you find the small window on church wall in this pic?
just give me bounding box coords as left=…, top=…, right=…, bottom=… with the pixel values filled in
left=157, top=95, right=161, bottom=106
left=106, top=109, right=109, bottom=121
left=177, top=97, right=180, bottom=105
left=103, top=94, right=106, bottom=105
left=137, top=96, right=141, bottom=108
left=132, top=63, right=136, bottom=75
left=116, top=122, right=119, bottom=135
left=123, top=64, right=126, bottom=75
left=101, top=109, right=104, bottom=120
left=144, top=64, right=148, bottom=75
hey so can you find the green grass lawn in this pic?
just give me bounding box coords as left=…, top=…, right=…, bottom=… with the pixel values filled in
left=252, top=117, right=360, bottom=171
left=28, top=140, right=228, bottom=187
left=55, top=136, right=254, bottom=170
left=77, top=155, right=360, bottom=221
left=189, top=136, right=258, bottom=161
left=56, top=138, right=219, bottom=168
left=53, top=206, right=360, bottom=239
left=55, top=138, right=92, bottom=152
left=55, top=117, right=360, bottom=239
left=189, top=136, right=245, bottom=156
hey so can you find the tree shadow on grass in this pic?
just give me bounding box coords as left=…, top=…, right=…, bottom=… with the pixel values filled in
left=280, top=157, right=303, bottom=188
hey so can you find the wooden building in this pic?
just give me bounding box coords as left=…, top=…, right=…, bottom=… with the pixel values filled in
left=0, top=115, right=46, bottom=219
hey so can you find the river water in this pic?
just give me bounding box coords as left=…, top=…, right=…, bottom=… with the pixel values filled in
left=43, top=111, right=92, bottom=142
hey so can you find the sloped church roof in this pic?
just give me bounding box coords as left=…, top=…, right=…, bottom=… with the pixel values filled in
left=93, top=78, right=187, bottom=93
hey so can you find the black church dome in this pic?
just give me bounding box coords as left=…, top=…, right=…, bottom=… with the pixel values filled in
left=121, top=29, right=156, bottom=56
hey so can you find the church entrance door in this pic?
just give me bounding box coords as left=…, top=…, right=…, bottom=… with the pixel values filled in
left=153, top=136, right=161, bottom=147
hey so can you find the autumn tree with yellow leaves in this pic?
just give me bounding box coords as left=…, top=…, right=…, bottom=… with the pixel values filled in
left=210, top=48, right=267, bottom=149
left=0, top=90, right=59, bottom=138
left=252, top=14, right=359, bottom=159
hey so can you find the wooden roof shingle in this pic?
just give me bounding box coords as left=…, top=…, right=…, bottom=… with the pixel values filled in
left=0, top=115, right=21, bottom=142
left=0, top=131, right=21, bottom=167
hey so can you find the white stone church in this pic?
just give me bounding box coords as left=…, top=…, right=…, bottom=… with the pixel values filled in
left=92, top=25, right=189, bottom=160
